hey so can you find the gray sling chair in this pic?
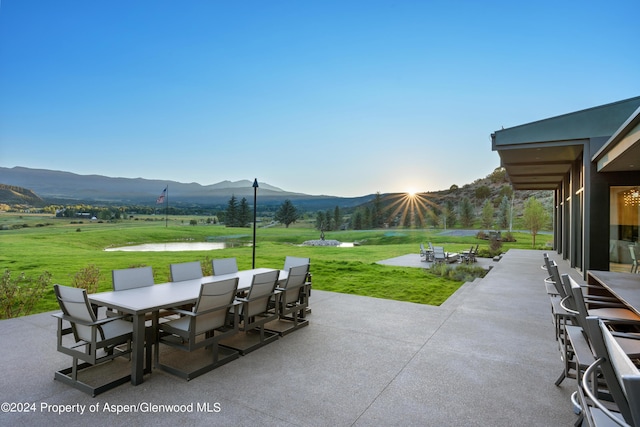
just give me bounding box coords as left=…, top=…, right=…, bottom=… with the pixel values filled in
left=211, top=257, right=238, bottom=276
left=283, top=255, right=310, bottom=272
left=157, top=278, right=240, bottom=381
left=283, top=255, right=312, bottom=315
left=219, top=270, right=280, bottom=355
left=53, top=284, right=133, bottom=396
left=111, top=266, right=163, bottom=370
left=265, top=263, right=312, bottom=336
left=557, top=274, right=640, bottom=387
left=170, top=261, right=203, bottom=282
left=577, top=317, right=640, bottom=427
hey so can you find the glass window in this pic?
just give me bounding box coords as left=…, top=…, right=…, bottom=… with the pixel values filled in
left=609, top=186, right=640, bottom=272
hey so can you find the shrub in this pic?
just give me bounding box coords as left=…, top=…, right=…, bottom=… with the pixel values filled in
left=489, top=237, right=503, bottom=257
left=71, top=264, right=100, bottom=294
left=428, top=263, right=486, bottom=282
left=0, top=270, right=51, bottom=319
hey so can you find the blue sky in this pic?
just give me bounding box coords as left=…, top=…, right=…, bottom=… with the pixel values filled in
left=1, top=1, right=638, bottom=197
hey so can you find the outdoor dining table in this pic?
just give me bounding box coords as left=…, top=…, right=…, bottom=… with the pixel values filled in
left=89, top=267, right=287, bottom=385
left=587, top=270, right=640, bottom=316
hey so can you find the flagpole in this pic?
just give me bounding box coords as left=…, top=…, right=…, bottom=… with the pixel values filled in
left=165, top=185, right=168, bottom=228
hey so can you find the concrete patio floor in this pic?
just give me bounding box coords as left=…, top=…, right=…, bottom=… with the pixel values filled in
left=0, top=249, right=582, bottom=426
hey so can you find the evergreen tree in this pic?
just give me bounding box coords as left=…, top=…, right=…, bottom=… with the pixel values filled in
left=352, top=211, right=363, bottom=230
left=459, top=197, right=474, bottom=227
left=498, top=195, right=510, bottom=229
left=333, top=206, right=341, bottom=230
left=316, top=211, right=325, bottom=230
left=238, top=197, right=250, bottom=227
left=226, top=195, right=238, bottom=227
left=373, top=192, right=383, bottom=228
left=275, top=199, right=298, bottom=228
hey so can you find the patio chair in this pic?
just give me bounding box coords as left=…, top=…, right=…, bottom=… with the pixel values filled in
left=266, top=264, right=311, bottom=336
left=577, top=316, right=640, bottom=427
left=111, top=266, right=159, bottom=366
left=283, top=255, right=312, bottom=315
left=556, top=275, right=640, bottom=387
left=170, top=261, right=203, bottom=282
left=212, top=257, right=238, bottom=276
left=52, top=284, right=133, bottom=396
left=562, top=274, right=640, bottom=324
left=112, top=266, right=154, bottom=291
left=433, top=246, right=458, bottom=264
left=283, top=256, right=310, bottom=272
left=219, top=270, right=280, bottom=355
left=630, top=245, right=639, bottom=274
left=569, top=278, right=640, bottom=358
left=157, top=278, right=240, bottom=380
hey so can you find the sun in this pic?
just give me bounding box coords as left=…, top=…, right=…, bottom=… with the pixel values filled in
left=406, top=189, right=417, bottom=197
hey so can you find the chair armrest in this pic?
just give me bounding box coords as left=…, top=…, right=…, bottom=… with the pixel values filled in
left=559, top=296, right=579, bottom=315
left=53, top=312, right=130, bottom=326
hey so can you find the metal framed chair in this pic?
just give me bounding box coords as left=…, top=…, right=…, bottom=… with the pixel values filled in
left=219, top=270, right=280, bottom=355
left=283, top=256, right=310, bottom=272
left=112, top=266, right=154, bottom=291
left=170, top=261, right=203, bottom=282
left=157, top=278, right=240, bottom=380
left=212, top=257, right=238, bottom=276
left=52, top=284, right=133, bottom=396
left=266, top=264, right=311, bottom=336
left=577, top=317, right=640, bottom=427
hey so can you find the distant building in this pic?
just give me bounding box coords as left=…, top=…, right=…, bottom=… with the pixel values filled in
left=492, top=96, right=640, bottom=277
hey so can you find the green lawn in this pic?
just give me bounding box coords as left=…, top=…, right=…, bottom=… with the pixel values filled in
left=0, top=213, right=552, bottom=316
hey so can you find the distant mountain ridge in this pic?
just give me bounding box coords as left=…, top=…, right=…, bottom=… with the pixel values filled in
left=0, top=166, right=373, bottom=209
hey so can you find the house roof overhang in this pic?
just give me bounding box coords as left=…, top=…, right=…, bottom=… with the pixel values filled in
left=592, top=106, right=640, bottom=173
left=491, top=97, right=640, bottom=191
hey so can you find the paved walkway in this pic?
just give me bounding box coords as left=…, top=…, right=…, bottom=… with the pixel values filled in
left=0, top=250, right=581, bottom=426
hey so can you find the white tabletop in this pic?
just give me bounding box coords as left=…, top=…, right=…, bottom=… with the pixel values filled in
left=89, top=268, right=286, bottom=315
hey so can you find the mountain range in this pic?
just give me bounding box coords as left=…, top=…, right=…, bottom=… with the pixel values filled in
left=0, top=166, right=373, bottom=209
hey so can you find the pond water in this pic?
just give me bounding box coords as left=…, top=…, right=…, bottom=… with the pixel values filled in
left=104, top=242, right=248, bottom=252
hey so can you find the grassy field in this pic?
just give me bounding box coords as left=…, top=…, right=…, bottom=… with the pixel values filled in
left=0, top=212, right=552, bottom=315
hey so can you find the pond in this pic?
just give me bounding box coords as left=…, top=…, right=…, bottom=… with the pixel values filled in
left=104, top=242, right=249, bottom=252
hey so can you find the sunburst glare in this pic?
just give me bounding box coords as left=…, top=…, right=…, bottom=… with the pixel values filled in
left=381, top=192, right=441, bottom=228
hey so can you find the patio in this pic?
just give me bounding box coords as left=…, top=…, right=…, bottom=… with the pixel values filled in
left=0, top=249, right=581, bottom=426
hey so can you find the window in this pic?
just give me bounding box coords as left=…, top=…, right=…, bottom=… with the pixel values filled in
left=609, top=186, right=640, bottom=272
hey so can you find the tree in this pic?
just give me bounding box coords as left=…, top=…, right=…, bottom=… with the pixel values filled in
left=333, top=206, right=341, bottom=230
left=459, top=197, right=474, bottom=228
left=445, top=199, right=457, bottom=228
left=316, top=211, right=325, bottom=230
left=372, top=192, right=383, bottom=228
left=238, top=197, right=250, bottom=227
left=225, top=195, right=238, bottom=227
left=275, top=199, right=298, bottom=228
left=498, top=195, right=510, bottom=229
left=352, top=211, right=363, bottom=230
left=481, top=199, right=494, bottom=229
left=523, top=196, right=550, bottom=247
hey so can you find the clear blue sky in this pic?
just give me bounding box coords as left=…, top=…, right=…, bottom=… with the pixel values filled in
left=1, top=1, right=638, bottom=197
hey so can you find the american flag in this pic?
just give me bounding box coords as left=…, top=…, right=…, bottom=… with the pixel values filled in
left=156, top=187, right=167, bottom=204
